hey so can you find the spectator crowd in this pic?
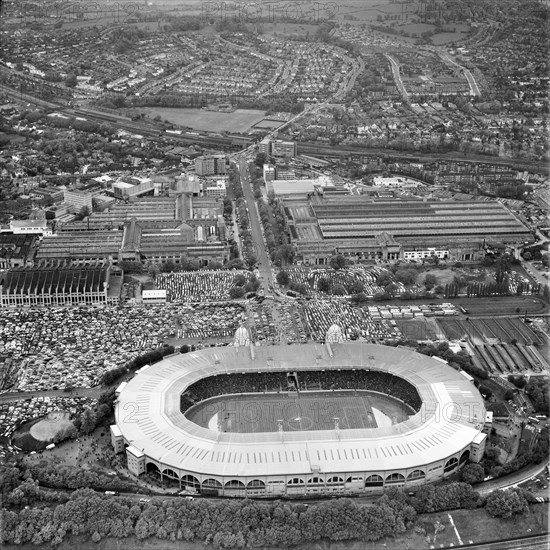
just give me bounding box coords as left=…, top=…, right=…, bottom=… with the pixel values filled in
left=181, top=370, right=422, bottom=414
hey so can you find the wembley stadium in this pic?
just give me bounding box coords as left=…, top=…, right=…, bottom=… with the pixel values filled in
left=111, top=337, right=487, bottom=498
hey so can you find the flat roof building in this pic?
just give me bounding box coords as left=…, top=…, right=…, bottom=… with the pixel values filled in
left=287, top=196, right=534, bottom=264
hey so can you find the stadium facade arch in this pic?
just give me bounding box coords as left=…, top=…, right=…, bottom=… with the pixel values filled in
left=111, top=342, right=487, bottom=498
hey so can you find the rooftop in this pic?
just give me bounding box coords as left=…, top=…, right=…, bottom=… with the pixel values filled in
left=115, top=343, right=485, bottom=477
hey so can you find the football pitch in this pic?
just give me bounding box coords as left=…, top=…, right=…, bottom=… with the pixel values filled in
left=186, top=391, right=412, bottom=433
left=140, top=107, right=266, bottom=132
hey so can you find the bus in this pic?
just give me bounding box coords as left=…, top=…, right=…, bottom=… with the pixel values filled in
left=535, top=415, right=547, bottom=420
left=528, top=416, right=540, bottom=424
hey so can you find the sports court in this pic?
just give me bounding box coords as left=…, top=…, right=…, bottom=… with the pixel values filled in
left=186, top=390, right=412, bottom=433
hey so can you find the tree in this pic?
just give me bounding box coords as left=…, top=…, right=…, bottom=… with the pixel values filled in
left=329, top=255, right=346, bottom=270
left=460, top=463, right=485, bottom=484
left=317, top=278, right=331, bottom=293
left=80, top=408, right=97, bottom=435
left=504, top=389, right=515, bottom=401
left=479, top=386, right=492, bottom=400
left=233, top=274, right=247, bottom=287
left=376, top=272, right=393, bottom=287
left=254, top=152, right=268, bottom=167
left=395, top=268, right=417, bottom=286
left=507, top=375, right=527, bottom=389
left=275, top=244, right=295, bottom=266
left=0, top=464, right=21, bottom=494
left=331, top=284, right=347, bottom=296
left=276, top=270, right=289, bottom=286
left=65, top=73, right=77, bottom=87
left=160, top=260, right=177, bottom=273
left=180, top=257, right=199, bottom=271
left=485, top=489, right=528, bottom=518
left=119, top=261, right=143, bottom=274
left=424, top=273, right=438, bottom=289
left=229, top=286, right=246, bottom=299
left=348, top=280, right=364, bottom=294
left=384, top=282, right=400, bottom=298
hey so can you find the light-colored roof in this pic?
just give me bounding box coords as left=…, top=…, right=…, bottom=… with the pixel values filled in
left=110, top=424, right=122, bottom=437
left=127, top=445, right=144, bottom=458
left=10, top=219, right=47, bottom=228
left=115, top=343, right=485, bottom=478
left=142, top=290, right=167, bottom=298
left=326, top=324, right=343, bottom=343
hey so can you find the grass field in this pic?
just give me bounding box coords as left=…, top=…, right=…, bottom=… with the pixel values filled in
left=140, top=107, right=266, bottom=132
left=452, top=295, right=547, bottom=316
left=186, top=390, right=411, bottom=433
left=431, top=30, right=469, bottom=45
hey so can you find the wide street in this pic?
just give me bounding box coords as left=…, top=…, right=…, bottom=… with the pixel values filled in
left=439, top=51, right=482, bottom=96
left=237, top=156, right=274, bottom=293
left=385, top=53, right=409, bottom=102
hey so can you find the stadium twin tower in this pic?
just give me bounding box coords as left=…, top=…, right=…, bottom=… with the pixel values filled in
left=111, top=336, right=486, bottom=498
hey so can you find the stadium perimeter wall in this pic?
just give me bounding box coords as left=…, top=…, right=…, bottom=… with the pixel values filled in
left=112, top=343, right=486, bottom=498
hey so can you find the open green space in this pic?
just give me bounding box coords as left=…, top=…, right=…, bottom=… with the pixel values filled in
left=431, top=30, right=470, bottom=45
left=140, top=107, right=266, bottom=132
left=451, top=295, right=547, bottom=316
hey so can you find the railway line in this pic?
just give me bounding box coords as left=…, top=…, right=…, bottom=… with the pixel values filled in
left=2, top=83, right=548, bottom=173
left=454, top=533, right=549, bottom=550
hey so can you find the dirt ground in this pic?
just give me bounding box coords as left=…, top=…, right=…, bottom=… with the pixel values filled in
left=29, top=412, right=73, bottom=441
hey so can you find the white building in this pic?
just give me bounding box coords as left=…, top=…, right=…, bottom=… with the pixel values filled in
left=9, top=219, right=52, bottom=236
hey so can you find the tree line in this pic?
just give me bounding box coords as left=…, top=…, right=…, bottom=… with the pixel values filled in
left=0, top=478, right=538, bottom=548
left=100, top=345, right=175, bottom=385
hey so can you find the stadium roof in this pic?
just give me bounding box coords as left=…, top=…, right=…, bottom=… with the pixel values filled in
left=115, top=343, right=485, bottom=478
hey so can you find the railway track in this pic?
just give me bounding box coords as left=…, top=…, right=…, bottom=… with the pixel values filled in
left=2, top=82, right=548, bottom=171
left=453, top=533, right=550, bottom=550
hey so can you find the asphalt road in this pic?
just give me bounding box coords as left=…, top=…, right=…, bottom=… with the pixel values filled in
left=236, top=157, right=274, bottom=293
left=439, top=52, right=481, bottom=96
left=385, top=53, right=409, bottom=102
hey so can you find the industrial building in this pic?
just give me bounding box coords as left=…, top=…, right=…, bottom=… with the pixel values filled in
left=0, top=262, right=121, bottom=307
left=35, top=194, right=229, bottom=265
left=285, top=196, right=534, bottom=264
left=0, top=234, right=38, bottom=269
